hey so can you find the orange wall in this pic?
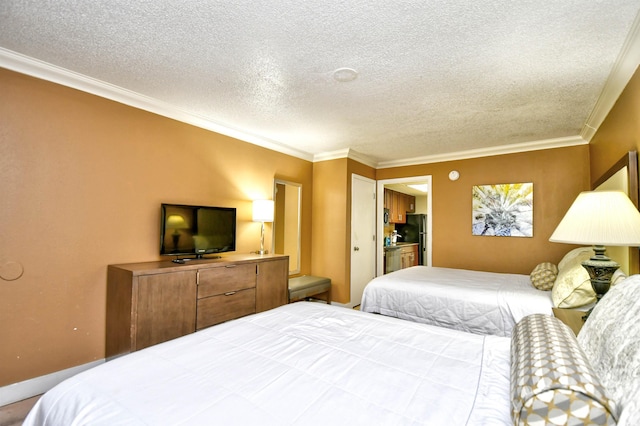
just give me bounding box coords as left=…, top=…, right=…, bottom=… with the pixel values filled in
left=311, top=159, right=348, bottom=301
left=376, top=146, right=591, bottom=274
left=590, top=66, right=640, bottom=185
left=310, top=158, right=376, bottom=304
left=0, top=69, right=313, bottom=386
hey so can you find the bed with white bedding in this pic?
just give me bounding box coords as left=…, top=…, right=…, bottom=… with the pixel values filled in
left=24, top=302, right=513, bottom=425
left=360, top=266, right=553, bottom=337
left=23, top=274, right=640, bottom=425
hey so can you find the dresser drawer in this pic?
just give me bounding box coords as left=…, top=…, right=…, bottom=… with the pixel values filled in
left=197, top=264, right=256, bottom=298
left=196, top=288, right=256, bottom=329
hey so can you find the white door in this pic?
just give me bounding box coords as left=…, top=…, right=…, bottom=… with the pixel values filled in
left=350, top=174, right=377, bottom=307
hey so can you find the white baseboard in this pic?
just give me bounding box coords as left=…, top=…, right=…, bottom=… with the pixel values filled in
left=0, top=359, right=104, bottom=407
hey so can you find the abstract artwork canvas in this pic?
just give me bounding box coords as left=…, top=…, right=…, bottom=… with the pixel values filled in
left=472, top=183, right=533, bottom=237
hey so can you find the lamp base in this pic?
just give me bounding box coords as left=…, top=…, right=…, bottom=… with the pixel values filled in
left=256, top=221, right=269, bottom=256
left=580, top=245, right=619, bottom=320
left=172, top=233, right=181, bottom=251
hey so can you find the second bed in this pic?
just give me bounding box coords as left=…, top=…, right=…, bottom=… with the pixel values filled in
left=360, top=265, right=553, bottom=336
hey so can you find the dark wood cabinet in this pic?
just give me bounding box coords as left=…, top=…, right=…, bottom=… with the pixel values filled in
left=256, top=257, right=289, bottom=311
left=196, top=263, right=257, bottom=330
left=400, top=244, right=419, bottom=269
left=106, top=254, right=288, bottom=358
left=406, top=194, right=416, bottom=213
left=136, top=271, right=197, bottom=350
left=384, top=189, right=416, bottom=224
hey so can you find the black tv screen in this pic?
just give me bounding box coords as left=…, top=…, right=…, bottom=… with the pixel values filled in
left=160, top=203, right=236, bottom=257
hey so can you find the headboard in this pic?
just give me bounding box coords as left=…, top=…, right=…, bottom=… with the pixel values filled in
left=592, top=150, right=639, bottom=274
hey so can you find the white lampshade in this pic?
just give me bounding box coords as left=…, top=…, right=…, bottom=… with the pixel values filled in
left=549, top=191, right=640, bottom=246
left=252, top=199, right=274, bottom=223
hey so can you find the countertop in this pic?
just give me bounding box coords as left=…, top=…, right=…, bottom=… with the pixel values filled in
left=384, top=242, right=418, bottom=251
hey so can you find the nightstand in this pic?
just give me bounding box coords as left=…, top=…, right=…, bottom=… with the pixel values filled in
left=552, top=308, right=586, bottom=335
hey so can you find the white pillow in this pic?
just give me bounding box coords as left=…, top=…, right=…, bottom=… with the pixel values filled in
left=552, top=247, right=594, bottom=308
left=558, top=246, right=593, bottom=271
left=552, top=247, right=625, bottom=308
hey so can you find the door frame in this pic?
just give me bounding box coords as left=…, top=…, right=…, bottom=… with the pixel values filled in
left=376, top=175, right=432, bottom=276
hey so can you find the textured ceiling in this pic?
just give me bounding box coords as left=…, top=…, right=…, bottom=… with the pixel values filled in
left=1, top=1, right=639, bottom=167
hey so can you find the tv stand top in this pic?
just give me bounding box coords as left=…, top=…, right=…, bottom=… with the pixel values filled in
left=172, top=255, right=222, bottom=264
left=109, top=254, right=287, bottom=276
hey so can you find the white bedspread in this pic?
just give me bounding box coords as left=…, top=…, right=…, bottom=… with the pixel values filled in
left=361, top=266, right=553, bottom=337
left=24, top=302, right=511, bottom=425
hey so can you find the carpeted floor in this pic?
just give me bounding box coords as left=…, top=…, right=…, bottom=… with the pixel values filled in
left=0, top=395, right=40, bottom=426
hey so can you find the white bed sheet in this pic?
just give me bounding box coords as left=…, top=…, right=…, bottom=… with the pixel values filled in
left=361, top=266, right=553, bottom=337
left=24, top=302, right=512, bottom=425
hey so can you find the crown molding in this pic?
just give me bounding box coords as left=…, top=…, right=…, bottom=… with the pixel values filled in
left=0, top=48, right=314, bottom=162
left=581, top=10, right=640, bottom=141
left=376, top=136, right=588, bottom=169
left=311, top=136, right=587, bottom=169
left=312, top=148, right=351, bottom=163
left=347, top=150, right=378, bottom=168
left=313, top=148, right=377, bottom=168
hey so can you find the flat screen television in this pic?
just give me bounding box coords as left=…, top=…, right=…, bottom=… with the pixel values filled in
left=160, top=203, right=236, bottom=258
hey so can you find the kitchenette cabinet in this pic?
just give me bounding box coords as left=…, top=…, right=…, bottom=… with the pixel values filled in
left=384, top=189, right=416, bottom=224
left=400, top=244, right=419, bottom=269
left=384, top=243, right=418, bottom=273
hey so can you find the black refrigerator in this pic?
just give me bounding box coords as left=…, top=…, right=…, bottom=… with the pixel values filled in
left=395, top=214, right=427, bottom=265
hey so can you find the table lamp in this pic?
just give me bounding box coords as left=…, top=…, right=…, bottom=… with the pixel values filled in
left=253, top=199, right=274, bottom=255
left=549, top=190, right=640, bottom=317
left=166, top=214, right=188, bottom=251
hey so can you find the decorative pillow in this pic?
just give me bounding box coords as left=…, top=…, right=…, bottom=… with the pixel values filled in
left=552, top=247, right=595, bottom=308
left=558, top=246, right=593, bottom=271
left=530, top=262, right=558, bottom=290
left=511, top=314, right=617, bottom=425
left=617, top=379, right=640, bottom=426
left=551, top=247, right=626, bottom=308
left=578, top=275, right=640, bottom=421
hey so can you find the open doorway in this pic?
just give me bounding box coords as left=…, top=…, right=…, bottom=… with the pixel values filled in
left=376, top=176, right=432, bottom=276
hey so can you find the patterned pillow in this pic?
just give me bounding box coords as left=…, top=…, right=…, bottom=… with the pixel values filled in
left=578, top=275, right=640, bottom=422
left=552, top=247, right=595, bottom=307
left=558, top=246, right=593, bottom=270
left=551, top=247, right=627, bottom=308
left=617, top=379, right=640, bottom=426
left=511, top=314, right=617, bottom=425
left=530, top=262, right=558, bottom=290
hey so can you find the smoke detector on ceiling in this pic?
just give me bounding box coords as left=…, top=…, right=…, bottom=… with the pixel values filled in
left=333, top=68, right=358, bottom=82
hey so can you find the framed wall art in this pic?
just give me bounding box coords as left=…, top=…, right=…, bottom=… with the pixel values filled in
left=472, top=183, right=533, bottom=237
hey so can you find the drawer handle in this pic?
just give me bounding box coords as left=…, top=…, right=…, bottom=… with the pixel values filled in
left=224, top=291, right=237, bottom=296
left=225, top=265, right=237, bottom=268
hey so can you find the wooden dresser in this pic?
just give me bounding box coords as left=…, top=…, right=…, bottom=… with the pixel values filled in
left=106, top=254, right=288, bottom=358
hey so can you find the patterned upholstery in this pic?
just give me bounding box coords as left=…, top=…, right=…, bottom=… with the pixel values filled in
left=511, top=314, right=617, bottom=425
left=617, top=379, right=640, bottom=426
left=578, top=275, right=640, bottom=424
left=529, top=262, right=558, bottom=290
